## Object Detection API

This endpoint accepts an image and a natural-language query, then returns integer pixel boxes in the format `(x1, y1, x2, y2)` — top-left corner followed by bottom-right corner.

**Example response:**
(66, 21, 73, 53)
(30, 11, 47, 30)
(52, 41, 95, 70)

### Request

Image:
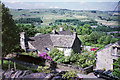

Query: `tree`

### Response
(2, 3, 19, 56)
(110, 38, 118, 43)
(113, 58, 120, 78)
(103, 35, 112, 45)
(97, 36, 106, 44)
(17, 24, 38, 37)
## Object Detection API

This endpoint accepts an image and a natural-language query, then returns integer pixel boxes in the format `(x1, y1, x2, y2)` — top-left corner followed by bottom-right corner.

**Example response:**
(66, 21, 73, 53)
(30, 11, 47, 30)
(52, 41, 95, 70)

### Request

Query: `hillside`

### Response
(10, 9, 119, 27)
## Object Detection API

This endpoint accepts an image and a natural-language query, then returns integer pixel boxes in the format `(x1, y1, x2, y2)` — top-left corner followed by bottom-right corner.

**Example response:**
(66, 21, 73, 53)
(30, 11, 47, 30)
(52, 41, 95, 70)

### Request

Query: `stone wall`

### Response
(20, 32, 28, 52)
(96, 45, 118, 70)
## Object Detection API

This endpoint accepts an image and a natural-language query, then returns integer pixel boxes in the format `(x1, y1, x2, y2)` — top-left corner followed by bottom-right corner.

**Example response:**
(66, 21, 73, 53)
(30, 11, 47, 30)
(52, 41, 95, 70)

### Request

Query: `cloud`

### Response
(1, 0, 119, 3)
(49, 6, 60, 9)
(2, 0, 21, 3)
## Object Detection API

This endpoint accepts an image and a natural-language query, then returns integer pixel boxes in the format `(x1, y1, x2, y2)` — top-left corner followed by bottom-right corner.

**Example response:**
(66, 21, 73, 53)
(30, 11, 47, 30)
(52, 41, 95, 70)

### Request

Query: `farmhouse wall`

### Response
(96, 45, 118, 70)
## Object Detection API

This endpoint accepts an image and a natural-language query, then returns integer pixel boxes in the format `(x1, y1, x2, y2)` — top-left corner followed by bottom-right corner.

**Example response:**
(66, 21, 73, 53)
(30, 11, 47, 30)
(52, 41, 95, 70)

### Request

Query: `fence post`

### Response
(8, 61, 11, 70)
(14, 62, 16, 71)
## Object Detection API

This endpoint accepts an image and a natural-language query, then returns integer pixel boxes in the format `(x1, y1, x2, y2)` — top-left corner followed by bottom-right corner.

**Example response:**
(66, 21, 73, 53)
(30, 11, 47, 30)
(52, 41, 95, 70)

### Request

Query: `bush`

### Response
(110, 38, 118, 43)
(63, 56, 70, 63)
(62, 71, 77, 79)
(85, 42, 91, 46)
(21, 52, 38, 58)
(70, 54, 78, 62)
(113, 58, 120, 78)
(1, 60, 38, 72)
(49, 48, 96, 68)
(81, 63, 88, 68)
(56, 57, 65, 63)
(37, 66, 50, 73)
(37, 52, 52, 61)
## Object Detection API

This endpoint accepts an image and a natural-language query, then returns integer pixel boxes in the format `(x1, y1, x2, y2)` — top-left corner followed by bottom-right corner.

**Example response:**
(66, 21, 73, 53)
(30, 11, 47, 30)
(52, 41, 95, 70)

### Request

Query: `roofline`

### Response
(97, 41, 120, 52)
(55, 46, 72, 48)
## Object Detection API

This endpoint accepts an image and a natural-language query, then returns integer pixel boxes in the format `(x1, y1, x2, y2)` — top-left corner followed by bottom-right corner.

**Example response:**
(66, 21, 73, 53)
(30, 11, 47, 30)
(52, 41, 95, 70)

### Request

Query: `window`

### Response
(22, 38, 24, 41)
(45, 48, 50, 51)
(112, 47, 120, 56)
(112, 47, 116, 55)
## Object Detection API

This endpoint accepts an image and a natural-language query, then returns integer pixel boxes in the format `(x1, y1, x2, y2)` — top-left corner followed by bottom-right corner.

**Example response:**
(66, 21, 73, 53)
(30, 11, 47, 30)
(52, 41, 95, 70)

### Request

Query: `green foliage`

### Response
(110, 38, 119, 43)
(37, 66, 50, 73)
(1, 60, 28, 70)
(63, 56, 70, 63)
(70, 54, 78, 62)
(97, 36, 106, 44)
(17, 24, 38, 37)
(49, 48, 96, 68)
(55, 19, 97, 27)
(2, 3, 19, 56)
(102, 68, 106, 71)
(15, 18, 43, 24)
(113, 58, 120, 78)
(92, 25, 120, 32)
(79, 31, 119, 46)
(77, 24, 92, 35)
(74, 53, 96, 68)
(103, 35, 112, 45)
(62, 71, 77, 79)
(48, 48, 64, 59)
(21, 52, 38, 58)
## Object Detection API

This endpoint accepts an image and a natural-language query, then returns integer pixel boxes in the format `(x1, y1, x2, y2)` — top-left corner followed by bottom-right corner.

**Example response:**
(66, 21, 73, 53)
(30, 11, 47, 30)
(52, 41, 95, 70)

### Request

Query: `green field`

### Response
(10, 9, 119, 27)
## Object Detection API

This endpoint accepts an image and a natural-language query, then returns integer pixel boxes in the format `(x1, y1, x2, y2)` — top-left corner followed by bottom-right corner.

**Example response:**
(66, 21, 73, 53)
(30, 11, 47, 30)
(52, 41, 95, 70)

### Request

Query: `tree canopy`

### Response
(2, 3, 19, 56)
(113, 58, 120, 78)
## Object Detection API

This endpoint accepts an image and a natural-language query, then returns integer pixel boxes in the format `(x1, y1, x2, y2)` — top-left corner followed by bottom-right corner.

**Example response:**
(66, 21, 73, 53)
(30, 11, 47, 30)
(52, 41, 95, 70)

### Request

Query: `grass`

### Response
(0, 60, 38, 72)
(0, 60, 28, 70)
(21, 52, 38, 58)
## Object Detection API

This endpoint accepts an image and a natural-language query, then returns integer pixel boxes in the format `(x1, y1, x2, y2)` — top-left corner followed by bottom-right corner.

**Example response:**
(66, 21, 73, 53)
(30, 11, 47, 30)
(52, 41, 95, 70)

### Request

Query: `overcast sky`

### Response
(1, 0, 120, 2)
(1, 0, 119, 11)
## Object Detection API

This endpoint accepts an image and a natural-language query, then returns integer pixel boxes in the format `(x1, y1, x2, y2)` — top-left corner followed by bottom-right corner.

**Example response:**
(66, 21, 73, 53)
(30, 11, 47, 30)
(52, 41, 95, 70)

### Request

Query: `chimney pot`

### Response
(60, 26, 63, 31)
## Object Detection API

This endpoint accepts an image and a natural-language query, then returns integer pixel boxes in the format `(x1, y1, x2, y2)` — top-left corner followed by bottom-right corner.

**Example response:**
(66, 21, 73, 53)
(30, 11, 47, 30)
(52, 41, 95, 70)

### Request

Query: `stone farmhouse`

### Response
(96, 41, 120, 70)
(20, 27, 82, 56)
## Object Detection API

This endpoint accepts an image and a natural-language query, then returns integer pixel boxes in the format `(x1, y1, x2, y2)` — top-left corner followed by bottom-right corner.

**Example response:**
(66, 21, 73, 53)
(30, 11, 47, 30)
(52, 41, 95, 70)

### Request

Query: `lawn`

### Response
(0, 60, 28, 70)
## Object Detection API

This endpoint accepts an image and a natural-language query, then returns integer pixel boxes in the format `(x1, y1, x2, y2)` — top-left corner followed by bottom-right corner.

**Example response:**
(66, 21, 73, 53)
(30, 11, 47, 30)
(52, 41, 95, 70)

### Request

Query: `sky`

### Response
(1, 0, 120, 2)
(1, 0, 120, 11)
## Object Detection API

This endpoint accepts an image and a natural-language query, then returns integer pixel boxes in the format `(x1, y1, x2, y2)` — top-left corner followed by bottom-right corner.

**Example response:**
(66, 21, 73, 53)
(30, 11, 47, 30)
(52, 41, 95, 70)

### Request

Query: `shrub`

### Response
(81, 63, 88, 68)
(62, 71, 77, 79)
(102, 68, 106, 71)
(85, 42, 91, 46)
(37, 66, 50, 73)
(113, 58, 120, 78)
(110, 38, 118, 43)
(21, 52, 38, 57)
(37, 52, 52, 61)
(56, 57, 65, 63)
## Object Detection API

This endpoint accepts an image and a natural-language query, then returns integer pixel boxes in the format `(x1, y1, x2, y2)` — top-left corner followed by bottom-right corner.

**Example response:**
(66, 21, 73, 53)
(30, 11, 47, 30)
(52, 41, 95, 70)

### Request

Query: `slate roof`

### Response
(97, 41, 120, 52)
(58, 30, 72, 35)
(28, 30, 75, 52)
(28, 34, 53, 52)
(50, 34, 75, 47)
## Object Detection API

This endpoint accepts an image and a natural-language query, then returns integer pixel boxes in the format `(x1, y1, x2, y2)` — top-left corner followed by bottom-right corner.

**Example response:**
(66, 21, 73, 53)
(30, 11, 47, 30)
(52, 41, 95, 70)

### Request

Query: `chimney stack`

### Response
(59, 26, 63, 31)
(73, 28, 77, 37)
(52, 29, 56, 34)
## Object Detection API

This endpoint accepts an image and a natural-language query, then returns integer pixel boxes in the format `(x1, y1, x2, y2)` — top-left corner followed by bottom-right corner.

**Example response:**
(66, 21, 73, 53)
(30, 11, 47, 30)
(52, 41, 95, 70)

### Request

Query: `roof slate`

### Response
(50, 34, 75, 47)
(58, 30, 73, 35)
(28, 30, 75, 52)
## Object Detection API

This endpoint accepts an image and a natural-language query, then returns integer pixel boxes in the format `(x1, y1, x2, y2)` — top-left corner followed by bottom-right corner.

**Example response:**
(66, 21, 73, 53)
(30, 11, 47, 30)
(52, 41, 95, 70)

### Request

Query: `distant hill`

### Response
(3, 2, 119, 11)
(10, 8, 118, 27)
